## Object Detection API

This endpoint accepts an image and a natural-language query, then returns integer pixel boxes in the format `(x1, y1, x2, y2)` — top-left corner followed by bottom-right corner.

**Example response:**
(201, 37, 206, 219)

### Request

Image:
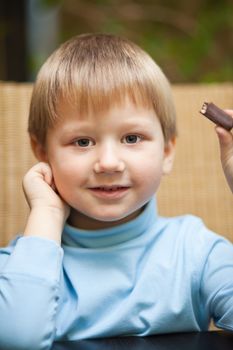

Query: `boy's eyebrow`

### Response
(119, 119, 154, 126)
(58, 117, 155, 136)
(116, 119, 156, 131)
(59, 122, 94, 134)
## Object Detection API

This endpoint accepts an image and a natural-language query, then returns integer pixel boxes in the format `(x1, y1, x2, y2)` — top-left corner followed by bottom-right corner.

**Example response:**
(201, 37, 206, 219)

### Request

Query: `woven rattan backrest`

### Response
(0, 83, 35, 246)
(0, 82, 232, 246)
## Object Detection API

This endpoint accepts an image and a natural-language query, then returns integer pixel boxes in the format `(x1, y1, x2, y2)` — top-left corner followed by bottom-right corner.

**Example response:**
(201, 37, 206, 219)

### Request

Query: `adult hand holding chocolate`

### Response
(215, 109, 233, 193)
(200, 103, 233, 193)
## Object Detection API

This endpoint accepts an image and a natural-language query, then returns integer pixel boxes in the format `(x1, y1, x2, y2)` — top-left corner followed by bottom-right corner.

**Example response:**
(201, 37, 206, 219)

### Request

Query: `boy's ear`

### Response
(162, 137, 176, 175)
(30, 135, 48, 162)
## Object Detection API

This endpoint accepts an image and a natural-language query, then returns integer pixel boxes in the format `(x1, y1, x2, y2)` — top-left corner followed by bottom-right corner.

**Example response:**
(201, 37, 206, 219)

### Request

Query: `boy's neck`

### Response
(67, 208, 143, 231)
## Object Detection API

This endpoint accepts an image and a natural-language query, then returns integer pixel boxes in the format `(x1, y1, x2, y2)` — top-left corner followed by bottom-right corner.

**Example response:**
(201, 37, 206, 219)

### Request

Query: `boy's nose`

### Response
(93, 146, 125, 174)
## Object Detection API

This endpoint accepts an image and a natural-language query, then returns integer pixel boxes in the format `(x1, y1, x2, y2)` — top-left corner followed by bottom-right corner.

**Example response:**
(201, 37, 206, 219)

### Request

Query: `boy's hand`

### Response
(215, 110, 233, 193)
(23, 162, 70, 244)
(23, 162, 68, 216)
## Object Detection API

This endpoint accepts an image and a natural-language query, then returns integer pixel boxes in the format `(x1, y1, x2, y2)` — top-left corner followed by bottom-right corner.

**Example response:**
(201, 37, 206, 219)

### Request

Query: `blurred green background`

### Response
(0, 0, 232, 83)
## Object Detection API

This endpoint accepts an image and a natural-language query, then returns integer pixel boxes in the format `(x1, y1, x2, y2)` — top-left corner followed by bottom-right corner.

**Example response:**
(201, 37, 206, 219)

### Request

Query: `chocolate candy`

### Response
(200, 102, 233, 131)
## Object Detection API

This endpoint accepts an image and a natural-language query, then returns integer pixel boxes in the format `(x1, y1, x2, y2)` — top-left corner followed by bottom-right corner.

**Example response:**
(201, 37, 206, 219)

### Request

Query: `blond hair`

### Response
(28, 33, 176, 145)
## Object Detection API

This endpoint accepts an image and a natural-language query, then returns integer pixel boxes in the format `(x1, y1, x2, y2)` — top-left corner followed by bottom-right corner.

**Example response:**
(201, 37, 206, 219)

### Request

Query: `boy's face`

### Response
(35, 99, 175, 230)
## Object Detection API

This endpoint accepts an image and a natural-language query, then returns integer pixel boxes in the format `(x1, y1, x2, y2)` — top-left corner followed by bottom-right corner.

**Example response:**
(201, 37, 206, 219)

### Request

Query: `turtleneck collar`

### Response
(62, 197, 157, 249)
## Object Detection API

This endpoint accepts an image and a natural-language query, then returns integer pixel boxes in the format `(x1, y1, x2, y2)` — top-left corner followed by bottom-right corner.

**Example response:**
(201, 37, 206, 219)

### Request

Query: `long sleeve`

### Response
(200, 236, 233, 331)
(0, 236, 63, 350)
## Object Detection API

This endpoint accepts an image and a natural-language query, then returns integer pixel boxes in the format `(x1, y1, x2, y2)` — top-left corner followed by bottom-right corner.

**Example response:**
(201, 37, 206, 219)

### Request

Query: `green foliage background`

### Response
(44, 0, 233, 83)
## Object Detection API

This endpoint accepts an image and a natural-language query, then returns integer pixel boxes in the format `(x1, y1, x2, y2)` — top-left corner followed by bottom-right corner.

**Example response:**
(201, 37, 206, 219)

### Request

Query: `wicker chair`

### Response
(0, 82, 232, 247)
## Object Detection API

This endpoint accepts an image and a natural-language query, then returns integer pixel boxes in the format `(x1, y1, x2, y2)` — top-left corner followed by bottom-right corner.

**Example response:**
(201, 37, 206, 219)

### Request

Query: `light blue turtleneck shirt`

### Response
(0, 197, 233, 350)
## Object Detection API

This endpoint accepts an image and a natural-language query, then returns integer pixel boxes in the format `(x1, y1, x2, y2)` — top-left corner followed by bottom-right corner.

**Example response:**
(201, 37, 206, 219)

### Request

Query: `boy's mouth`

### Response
(91, 185, 129, 190)
(88, 185, 130, 199)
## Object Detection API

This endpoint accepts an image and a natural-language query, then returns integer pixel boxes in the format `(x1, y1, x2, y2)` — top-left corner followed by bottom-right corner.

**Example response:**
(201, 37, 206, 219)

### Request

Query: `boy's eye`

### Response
(122, 134, 142, 144)
(74, 138, 94, 147)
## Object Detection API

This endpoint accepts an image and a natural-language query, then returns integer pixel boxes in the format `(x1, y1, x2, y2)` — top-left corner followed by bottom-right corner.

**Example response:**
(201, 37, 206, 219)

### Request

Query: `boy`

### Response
(0, 33, 233, 350)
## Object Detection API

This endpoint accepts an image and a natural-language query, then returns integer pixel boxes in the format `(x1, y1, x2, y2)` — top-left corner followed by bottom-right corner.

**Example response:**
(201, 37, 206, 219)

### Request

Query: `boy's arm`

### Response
(215, 110, 233, 193)
(0, 163, 69, 350)
(0, 236, 63, 350)
(200, 236, 233, 331)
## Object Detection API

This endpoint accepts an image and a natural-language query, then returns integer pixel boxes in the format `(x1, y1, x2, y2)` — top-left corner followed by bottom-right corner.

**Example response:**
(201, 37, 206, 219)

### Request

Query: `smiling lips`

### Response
(88, 185, 130, 199)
